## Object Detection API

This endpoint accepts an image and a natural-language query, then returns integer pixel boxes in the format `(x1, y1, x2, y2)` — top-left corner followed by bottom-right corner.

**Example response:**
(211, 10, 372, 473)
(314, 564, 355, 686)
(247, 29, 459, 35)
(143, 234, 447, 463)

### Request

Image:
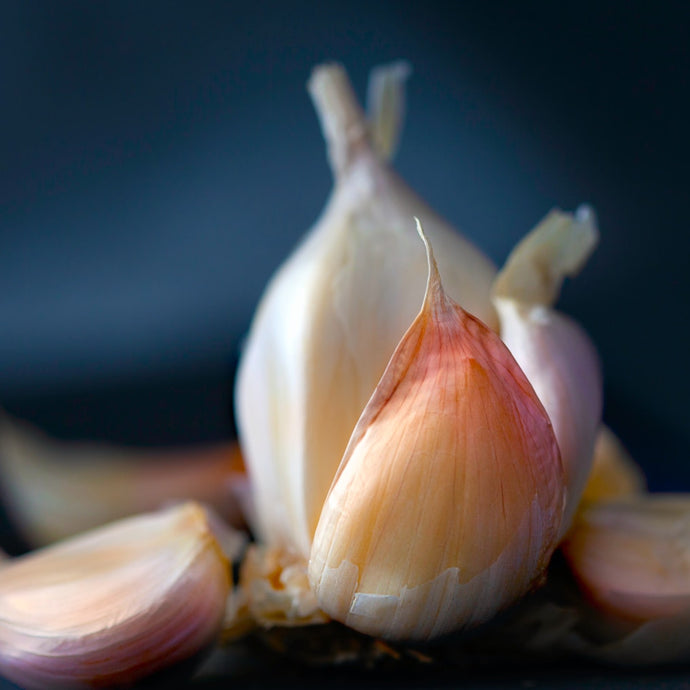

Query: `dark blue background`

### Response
(0, 1, 689, 685)
(2, 0, 689, 522)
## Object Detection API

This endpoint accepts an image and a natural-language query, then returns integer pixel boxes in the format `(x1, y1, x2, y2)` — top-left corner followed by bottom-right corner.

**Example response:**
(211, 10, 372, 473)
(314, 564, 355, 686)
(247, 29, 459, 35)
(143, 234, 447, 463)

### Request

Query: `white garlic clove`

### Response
(308, 223, 564, 641)
(0, 412, 246, 546)
(492, 207, 603, 532)
(562, 495, 690, 623)
(578, 425, 647, 507)
(235, 62, 497, 558)
(0, 502, 231, 689)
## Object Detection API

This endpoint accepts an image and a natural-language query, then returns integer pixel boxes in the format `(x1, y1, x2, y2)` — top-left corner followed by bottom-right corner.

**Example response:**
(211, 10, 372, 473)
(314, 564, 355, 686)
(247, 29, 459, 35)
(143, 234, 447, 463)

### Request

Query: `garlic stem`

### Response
(308, 64, 372, 178)
(366, 61, 412, 161)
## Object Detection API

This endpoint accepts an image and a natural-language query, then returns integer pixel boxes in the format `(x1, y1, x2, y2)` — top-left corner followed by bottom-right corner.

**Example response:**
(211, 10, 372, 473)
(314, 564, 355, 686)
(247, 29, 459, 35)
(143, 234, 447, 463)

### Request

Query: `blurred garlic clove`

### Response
(235, 62, 497, 558)
(0, 502, 231, 689)
(492, 206, 603, 532)
(562, 495, 690, 623)
(0, 413, 246, 546)
(578, 425, 646, 507)
(307, 223, 564, 641)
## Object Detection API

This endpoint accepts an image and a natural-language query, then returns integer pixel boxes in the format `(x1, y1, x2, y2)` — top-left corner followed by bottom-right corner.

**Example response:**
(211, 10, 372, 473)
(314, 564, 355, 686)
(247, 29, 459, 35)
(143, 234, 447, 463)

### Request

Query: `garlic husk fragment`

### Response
(492, 207, 602, 532)
(308, 224, 564, 641)
(235, 62, 497, 558)
(225, 546, 328, 640)
(0, 502, 231, 689)
(578, 425, 646, 507)
(0, 413, 246, 546)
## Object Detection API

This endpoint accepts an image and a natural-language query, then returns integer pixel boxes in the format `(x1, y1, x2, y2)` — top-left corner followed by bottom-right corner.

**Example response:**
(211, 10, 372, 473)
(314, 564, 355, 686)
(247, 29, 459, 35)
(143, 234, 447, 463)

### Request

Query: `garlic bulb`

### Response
(235, 62, 497, 557)
(0, 413, 246, 546)
(0, 502, 231, 689)
(492, 206, 603, 531)
(308, 224, 564, 640)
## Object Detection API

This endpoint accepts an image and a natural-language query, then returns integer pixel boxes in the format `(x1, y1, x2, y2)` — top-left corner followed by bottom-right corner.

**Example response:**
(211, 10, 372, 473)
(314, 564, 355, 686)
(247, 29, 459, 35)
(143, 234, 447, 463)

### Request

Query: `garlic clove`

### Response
(307, 223, 564, 641)
(492, 207, 602, 532)
(562, 495, 690, 623)
(0, 502, 231, 689)
(578, 425, 646, 507)
(235, 62, 497, 558)
(0, 413, 246, 546)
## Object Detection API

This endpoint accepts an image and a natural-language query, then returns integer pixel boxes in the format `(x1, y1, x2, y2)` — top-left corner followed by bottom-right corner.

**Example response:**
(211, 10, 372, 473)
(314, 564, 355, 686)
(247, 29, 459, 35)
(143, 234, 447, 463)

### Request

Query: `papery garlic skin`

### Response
(492, 207, 602, 532)
(236, 63, 497, 558)
(0, 503, 230, 689)
(308, 226, 564, 641)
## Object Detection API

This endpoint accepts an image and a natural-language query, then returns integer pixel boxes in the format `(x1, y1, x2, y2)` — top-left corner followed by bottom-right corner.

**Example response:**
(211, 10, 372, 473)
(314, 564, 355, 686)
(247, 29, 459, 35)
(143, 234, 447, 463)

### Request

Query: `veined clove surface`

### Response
(0, 502, 231, 689)
(308, 223, 565, 639)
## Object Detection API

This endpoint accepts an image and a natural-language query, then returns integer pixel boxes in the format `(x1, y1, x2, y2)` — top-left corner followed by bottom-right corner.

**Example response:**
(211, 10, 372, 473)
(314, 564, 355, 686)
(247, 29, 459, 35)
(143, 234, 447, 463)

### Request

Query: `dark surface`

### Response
(1, 1, 689, 687)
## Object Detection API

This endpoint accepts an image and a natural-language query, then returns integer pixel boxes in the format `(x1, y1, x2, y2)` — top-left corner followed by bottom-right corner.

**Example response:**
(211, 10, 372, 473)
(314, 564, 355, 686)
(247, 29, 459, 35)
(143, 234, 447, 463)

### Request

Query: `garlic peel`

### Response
(0, 502, 230, 689)
(492, 205, 598, 307)
(308, 223, 564, 640)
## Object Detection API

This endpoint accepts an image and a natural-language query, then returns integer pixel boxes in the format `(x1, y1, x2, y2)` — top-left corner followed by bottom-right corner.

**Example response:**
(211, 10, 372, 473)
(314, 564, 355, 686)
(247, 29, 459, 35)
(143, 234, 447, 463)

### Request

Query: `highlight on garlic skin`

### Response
(0, 412, 246, 546)
(308, 223, 565, 640)
(0, 502, 231, 690)
(491, 206, 603, 532)
(235, 62, 497, 558)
